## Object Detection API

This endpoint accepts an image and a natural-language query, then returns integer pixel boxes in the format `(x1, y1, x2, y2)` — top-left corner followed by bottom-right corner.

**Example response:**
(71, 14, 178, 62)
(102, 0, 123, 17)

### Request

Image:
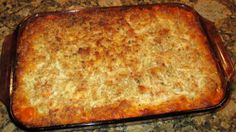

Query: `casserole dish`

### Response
(0, 3, 234, 130)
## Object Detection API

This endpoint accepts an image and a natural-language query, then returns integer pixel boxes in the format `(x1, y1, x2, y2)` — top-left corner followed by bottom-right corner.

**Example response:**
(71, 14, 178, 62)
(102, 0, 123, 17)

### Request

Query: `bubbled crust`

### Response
(12, 5, 224, 127)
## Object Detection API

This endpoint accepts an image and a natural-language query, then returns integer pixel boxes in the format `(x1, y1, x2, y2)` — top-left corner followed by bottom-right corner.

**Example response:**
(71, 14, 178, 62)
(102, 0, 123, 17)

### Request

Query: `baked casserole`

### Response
(12, 5, 224, 127)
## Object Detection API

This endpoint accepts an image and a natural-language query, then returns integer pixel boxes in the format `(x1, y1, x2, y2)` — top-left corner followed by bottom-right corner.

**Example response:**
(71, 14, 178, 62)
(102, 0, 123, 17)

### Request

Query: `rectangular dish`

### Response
(0, 3, 234, 130)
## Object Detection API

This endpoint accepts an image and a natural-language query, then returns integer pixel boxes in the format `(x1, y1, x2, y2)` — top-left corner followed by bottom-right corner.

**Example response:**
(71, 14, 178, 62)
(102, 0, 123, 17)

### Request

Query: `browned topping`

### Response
(12, 5, 223, 127)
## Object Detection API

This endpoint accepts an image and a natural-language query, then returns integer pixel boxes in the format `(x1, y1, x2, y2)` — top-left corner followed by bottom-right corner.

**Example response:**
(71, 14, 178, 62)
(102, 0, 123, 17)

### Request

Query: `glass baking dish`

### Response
(0, 3, 234, 131)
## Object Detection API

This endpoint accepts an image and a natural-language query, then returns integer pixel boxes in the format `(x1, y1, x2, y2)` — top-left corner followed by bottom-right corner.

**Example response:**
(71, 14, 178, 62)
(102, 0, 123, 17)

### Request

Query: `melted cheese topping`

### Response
(13, 6, 223, 127)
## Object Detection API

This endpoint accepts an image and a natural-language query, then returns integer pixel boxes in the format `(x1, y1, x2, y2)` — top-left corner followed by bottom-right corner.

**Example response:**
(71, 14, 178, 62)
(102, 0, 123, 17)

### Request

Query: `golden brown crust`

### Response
(12, 5, 224, 127)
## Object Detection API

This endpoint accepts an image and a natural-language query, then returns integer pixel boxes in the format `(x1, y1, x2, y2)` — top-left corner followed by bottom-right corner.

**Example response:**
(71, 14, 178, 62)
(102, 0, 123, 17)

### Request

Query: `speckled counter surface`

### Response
(0, 0, 236, 131)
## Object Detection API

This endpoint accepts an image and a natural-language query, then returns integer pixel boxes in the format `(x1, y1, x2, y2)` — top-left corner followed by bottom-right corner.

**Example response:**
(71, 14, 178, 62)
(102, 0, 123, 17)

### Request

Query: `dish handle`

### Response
(0, 34, 15, 107)
(201, 18, 235, 81)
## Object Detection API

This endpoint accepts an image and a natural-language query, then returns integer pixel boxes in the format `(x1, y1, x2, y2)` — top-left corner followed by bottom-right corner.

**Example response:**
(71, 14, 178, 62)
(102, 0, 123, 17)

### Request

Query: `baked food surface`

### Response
(12, 5, 224, 127)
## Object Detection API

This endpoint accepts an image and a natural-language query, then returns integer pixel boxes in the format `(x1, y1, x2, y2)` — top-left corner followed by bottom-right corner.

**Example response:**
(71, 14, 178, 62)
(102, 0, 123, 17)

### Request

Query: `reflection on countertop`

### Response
(0, 0, 235, 131)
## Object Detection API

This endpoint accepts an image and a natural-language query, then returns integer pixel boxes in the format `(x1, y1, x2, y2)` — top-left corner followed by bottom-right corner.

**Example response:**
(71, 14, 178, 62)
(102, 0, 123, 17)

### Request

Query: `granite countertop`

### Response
(0, 0, 235, 131)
